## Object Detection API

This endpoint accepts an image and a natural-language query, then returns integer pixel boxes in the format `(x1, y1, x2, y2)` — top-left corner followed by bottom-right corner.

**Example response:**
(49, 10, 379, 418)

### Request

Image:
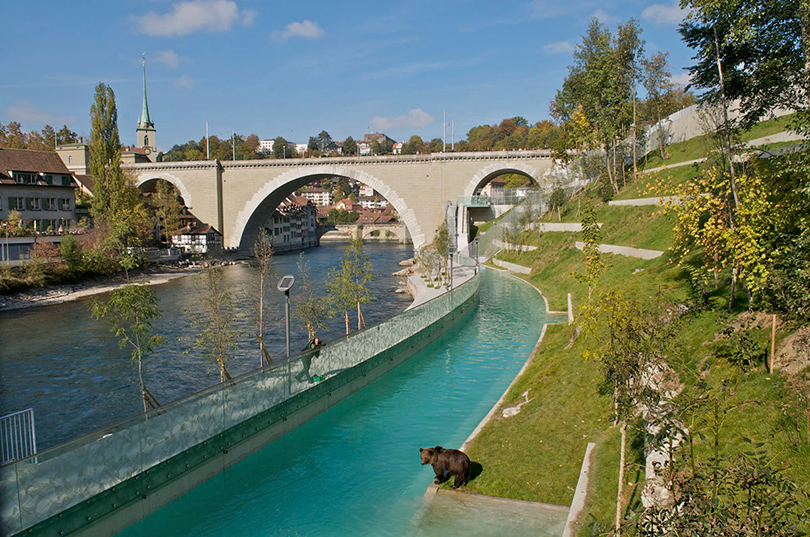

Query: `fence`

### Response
(0, 409, 37, 465)
(0, 268, 479, 537)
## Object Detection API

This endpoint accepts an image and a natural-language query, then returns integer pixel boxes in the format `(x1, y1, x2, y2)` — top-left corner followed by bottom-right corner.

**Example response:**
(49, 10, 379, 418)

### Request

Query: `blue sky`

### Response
(1, 0, 694, 152)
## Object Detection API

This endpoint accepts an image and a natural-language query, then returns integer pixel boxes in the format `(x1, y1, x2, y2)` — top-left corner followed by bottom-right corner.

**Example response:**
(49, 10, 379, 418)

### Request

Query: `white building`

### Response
(298, 187, 332, 207)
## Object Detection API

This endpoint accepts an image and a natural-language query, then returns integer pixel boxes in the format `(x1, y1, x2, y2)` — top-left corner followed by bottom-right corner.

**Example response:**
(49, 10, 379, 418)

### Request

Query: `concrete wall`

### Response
(574, 241, 663, 260)
(492, 258, 532, 274)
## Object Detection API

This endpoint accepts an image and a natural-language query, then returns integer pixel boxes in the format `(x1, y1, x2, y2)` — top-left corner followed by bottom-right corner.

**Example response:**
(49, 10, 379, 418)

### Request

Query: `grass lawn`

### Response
(466, 145, 810, 534)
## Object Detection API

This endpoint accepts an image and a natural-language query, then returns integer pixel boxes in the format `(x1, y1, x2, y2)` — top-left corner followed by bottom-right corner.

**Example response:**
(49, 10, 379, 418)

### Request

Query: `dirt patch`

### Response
(776, 326, 810, 377)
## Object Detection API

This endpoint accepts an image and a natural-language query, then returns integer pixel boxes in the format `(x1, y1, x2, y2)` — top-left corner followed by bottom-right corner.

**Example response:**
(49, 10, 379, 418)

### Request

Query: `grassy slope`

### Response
(465, 131, 810, 535)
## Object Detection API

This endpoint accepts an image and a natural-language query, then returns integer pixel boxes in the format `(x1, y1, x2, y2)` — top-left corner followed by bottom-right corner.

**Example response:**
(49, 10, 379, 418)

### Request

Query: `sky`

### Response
(1, 0, 696, 152)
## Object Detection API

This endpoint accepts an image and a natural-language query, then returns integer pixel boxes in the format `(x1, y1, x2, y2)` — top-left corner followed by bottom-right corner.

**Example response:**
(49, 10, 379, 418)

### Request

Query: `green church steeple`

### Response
(138, 55, 154, 129)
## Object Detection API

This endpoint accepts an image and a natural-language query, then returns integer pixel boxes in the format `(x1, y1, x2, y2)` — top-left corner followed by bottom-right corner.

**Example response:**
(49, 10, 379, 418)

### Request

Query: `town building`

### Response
(171, 220, 222, 254)
(0, 148, 79, 233)
(297, 186, 332, 207)
(264, 195, 318, 252)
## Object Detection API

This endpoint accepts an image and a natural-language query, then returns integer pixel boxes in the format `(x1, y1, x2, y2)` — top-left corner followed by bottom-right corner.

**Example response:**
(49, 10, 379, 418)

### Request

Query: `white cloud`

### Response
(543, 41, 575, 54)
(174, 75, 196, 89)
(592, 9, 619, 25)
(642, 2, 687, 25)
(273, 20, 325, 41)
(132, 0, 254, 37)
(5, 100, 76, 126)
(529, 0, 566, 19)
(370, 109, 434, 131)
(154, 50, 180, 69)
(671, 72, 691, 88)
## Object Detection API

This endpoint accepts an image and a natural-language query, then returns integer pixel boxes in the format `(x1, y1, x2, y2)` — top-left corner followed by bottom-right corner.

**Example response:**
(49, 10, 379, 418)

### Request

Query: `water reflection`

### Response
(0, 242, 413, 449)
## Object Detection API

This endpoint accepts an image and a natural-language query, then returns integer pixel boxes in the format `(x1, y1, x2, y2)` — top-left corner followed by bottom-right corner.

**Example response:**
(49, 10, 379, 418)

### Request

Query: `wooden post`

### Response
(770, 314, 777, 374)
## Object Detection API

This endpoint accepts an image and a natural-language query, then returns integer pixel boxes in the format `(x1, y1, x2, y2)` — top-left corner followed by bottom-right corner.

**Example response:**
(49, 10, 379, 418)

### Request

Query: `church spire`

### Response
(138, 53, 154, 129)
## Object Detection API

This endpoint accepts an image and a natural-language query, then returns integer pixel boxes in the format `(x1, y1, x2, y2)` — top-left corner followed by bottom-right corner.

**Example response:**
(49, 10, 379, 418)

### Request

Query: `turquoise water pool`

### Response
(117, 269, 563, 536)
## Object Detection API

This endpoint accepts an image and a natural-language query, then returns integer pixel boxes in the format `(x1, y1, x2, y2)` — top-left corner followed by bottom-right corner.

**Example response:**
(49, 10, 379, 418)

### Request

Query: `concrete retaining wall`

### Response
(492, 258, 532, 274)
(575, 241, 663, 260)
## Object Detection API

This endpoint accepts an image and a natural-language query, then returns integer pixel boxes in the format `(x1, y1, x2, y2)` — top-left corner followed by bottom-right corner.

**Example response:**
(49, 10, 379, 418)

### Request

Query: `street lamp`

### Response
(277, 275, 295, 393)
(448, 246, 456, 290)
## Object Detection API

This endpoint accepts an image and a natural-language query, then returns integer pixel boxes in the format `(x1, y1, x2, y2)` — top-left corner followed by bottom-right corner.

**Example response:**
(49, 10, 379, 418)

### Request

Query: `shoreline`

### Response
(0, 265, 199, 313)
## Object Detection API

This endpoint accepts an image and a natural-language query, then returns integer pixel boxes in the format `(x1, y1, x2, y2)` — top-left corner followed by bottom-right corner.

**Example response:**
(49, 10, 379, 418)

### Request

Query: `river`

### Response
(0, 242, 414, 451)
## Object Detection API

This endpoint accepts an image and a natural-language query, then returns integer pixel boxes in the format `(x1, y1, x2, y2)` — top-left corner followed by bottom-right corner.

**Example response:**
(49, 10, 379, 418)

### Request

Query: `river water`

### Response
(0, 242, 414, 450)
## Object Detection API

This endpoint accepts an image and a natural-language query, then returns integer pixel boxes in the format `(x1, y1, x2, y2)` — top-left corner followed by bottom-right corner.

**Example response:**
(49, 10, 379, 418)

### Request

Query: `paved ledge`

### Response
(492, 258, 532, 274)
(609, 196, 681, 206)
(575, 241, 663, 260)
(563, 442, 596, 537)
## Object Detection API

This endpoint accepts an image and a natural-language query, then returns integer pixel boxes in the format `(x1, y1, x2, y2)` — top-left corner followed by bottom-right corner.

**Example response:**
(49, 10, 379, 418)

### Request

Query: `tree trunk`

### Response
(632, 89, 638, 183)
(714, 25, 739, 209)
(604, 142, 618, 195)
(729, 264, 738, 311)
(615, 420, 627, 537)
(344, 311, 350, 335)
(802, 0, 810, 72)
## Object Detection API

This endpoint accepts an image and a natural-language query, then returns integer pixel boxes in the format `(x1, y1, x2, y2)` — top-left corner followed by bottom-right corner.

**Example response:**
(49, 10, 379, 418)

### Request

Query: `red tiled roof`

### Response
(0, 147, 72, 179)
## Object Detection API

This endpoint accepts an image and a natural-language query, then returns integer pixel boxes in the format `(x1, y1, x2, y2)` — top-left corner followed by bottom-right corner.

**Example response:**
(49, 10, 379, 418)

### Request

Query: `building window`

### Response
(44, 198, 57, 211)
(68, 155, 73, 164)
(60, 198, 71, 211)
(61, 176, 72, 186)
(43, 175, 53, 185)
(27, 198, 41, 211)
(14, 172, 36, 185)
(9, 197, 24, 210)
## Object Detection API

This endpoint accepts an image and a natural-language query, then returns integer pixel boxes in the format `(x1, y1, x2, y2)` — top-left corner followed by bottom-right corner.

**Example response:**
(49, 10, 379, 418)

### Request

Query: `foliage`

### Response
(293, 253, 332, 340)
(188, 264, 238, 383)
(251, 230, 276, 367)
(679, 0, 810, 131)
(163, 133, 265, 161)
(571, 201, 606, 303)
(148, 180, 183, 242)
(761, 229, 810, 321)
(91, 283, 164, 411)
(326, 235, 372, 333)
(0, 121, 77, 150)
(59, 234, 84, 278)
(343, 136, 357, 156)
(326, 208, 359, 224)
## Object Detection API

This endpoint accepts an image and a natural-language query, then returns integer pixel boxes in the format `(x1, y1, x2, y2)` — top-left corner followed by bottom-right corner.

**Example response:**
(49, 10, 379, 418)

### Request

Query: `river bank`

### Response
(0, 265, 199, 312)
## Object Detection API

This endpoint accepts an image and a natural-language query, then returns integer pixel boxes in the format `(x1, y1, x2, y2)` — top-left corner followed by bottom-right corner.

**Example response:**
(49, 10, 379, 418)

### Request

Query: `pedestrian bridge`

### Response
(126, 150, 555, 251)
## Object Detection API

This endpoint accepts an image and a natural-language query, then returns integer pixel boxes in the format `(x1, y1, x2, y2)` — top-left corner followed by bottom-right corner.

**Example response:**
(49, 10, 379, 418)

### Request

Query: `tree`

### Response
(641, 52, 675, 160)
(581, 291, 667, 537)
(252, 230, 276, 367)
(40, 125, 57, 150)
(60, 234, 84, 279)
(679, 0, 810, 131)
(188, 264, 238, 383)
(91, 284, 164, 412)
(150, 180, 183, 243)
(294, 254, 332, 340)
(273, 136, 290, 159)
(56, 125, 78, 146)
(326, 234, 373, 333)
(317, 130, 333, 153)
(434, 220, 452, 281)
(571, 201, 606, 304)
(89, 83, 126, 220)
(343, 136, 357, 156)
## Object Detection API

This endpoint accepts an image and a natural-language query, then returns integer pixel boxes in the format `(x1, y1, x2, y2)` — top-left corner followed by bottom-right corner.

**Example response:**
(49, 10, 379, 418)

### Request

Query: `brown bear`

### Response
(419, 445, 471, 489)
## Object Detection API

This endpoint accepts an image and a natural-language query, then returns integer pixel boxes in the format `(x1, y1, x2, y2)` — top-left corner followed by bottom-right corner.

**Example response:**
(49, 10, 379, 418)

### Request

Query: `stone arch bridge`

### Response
(126, 150, 555, 252)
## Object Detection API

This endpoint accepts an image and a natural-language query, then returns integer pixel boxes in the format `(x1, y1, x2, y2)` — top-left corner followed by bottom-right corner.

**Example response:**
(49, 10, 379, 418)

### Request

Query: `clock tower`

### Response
(136, 54, 157, 162)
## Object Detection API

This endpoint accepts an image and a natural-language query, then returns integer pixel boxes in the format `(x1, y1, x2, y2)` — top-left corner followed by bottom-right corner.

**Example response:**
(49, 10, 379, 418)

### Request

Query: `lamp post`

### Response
(277, 275, 295, 393)
(448, 246, 456, 290)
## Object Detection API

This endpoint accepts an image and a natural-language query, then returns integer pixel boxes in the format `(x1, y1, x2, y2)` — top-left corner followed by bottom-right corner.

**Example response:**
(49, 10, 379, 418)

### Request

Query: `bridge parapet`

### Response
(125, 149, 554, 173)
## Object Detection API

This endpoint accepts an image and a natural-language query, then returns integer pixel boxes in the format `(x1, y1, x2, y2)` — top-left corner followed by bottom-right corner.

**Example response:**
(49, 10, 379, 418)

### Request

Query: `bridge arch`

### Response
(134, 172, 194, 208)
(232, 164, 424, 251)
(462, 161, 542, 198)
